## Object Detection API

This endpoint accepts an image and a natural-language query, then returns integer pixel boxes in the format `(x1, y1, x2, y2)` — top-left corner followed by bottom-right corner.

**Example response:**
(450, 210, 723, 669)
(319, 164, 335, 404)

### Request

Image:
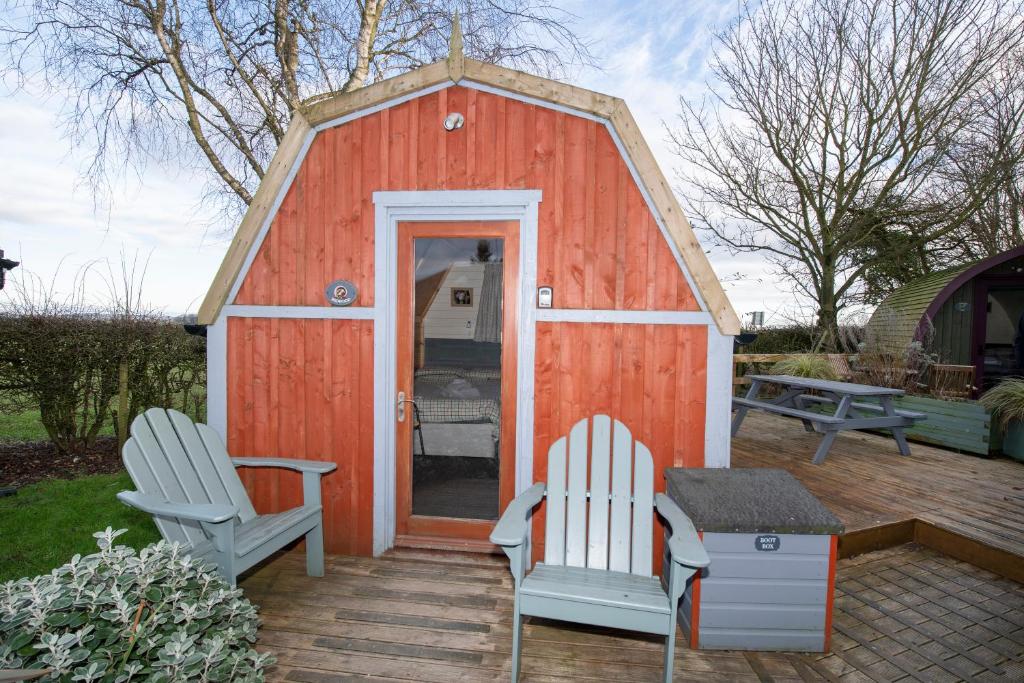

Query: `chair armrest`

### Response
(489, 483, 545, 547)
(654, 493, 710, 569)
(231, 457, 337, 474)
(117, 491, 238, 523)
(233, 457, 335, 509)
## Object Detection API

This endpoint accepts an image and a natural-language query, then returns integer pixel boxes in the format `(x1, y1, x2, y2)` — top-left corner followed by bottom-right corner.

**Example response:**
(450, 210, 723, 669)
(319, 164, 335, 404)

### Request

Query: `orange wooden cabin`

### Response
(198, 35, 740, 558)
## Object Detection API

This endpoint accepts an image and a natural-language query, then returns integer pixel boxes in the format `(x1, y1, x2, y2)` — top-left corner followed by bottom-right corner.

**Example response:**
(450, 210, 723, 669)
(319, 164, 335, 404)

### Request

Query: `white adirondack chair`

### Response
(490, 415, 709, 682)
(117, 408, 336, 586)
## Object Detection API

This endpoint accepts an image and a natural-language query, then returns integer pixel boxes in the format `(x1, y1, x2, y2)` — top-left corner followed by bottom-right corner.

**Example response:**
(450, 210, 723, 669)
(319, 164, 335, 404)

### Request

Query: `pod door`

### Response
(394, 221, 519, 548)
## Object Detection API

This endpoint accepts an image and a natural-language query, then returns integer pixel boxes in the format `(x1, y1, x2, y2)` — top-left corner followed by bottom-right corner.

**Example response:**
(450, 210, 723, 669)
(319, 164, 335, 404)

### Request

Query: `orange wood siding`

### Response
(226, 85, 710, 556)
(227, 316, 375, 556)
(532, 321, 708, 566)
(235, 86, 697, 311)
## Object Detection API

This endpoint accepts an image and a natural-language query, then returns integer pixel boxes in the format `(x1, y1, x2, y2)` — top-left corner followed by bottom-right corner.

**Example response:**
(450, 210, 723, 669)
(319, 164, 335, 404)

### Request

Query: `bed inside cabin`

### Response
(410, 238, 504, 521)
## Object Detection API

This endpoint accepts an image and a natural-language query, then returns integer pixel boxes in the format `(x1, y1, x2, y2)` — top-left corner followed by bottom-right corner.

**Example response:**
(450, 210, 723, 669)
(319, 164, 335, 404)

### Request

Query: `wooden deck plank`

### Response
(244, 543, 1022, 682)
(732, 411, 1024, 571)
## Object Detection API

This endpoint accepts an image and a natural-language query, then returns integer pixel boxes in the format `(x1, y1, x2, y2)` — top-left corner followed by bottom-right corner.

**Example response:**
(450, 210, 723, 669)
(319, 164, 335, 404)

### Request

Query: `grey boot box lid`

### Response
(664, 468, 844, 535)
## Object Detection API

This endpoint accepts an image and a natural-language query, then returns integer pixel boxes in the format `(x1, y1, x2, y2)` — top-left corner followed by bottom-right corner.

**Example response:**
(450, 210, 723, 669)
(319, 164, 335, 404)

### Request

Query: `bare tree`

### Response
(854, 64, 1024, 302)
(1, 0, 592, 217)
(931, 61, 1024, 264)
(669, 0, 1024, 349)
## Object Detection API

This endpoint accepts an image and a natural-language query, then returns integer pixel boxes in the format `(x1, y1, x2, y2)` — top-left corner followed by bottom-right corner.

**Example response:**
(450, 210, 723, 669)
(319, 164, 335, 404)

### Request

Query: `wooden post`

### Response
(447, 11, 465, 82)
(117, 358, 130, 450)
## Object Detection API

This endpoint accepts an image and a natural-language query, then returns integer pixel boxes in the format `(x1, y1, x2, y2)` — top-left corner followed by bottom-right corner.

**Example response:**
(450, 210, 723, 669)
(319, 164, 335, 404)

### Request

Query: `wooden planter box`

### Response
(891, 395, 998, 456)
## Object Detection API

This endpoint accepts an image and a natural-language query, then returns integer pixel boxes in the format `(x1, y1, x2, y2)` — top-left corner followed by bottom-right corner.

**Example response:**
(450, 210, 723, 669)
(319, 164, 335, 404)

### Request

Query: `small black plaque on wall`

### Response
(755, 534, 781, 552)
(326, 279, 358, 306)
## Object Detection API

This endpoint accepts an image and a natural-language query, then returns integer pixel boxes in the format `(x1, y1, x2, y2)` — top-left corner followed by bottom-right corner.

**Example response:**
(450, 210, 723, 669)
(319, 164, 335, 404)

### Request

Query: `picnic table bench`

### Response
(731, 374, 927, 464)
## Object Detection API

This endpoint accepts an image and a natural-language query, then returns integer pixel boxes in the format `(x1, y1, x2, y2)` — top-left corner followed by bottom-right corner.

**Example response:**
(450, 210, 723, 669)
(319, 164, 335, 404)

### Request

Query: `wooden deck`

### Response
(239, 411, 1024, 681)
(243, 544, 1024, 682)
(733, 411, 1024, 580)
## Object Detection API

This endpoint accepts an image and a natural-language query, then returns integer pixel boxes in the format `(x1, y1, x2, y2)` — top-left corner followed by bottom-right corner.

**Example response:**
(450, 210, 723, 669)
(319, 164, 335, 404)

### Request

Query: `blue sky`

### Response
(0, 1, 787, 324)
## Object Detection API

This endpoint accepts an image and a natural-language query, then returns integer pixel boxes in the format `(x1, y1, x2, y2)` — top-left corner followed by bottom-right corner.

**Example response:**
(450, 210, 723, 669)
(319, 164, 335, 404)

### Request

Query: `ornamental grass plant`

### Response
(979, 378, 1024, 434)
(768, 355, 838, 381)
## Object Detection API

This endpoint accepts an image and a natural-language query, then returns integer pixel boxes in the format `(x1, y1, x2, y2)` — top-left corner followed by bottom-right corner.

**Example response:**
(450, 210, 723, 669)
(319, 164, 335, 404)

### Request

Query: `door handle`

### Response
(397, 391, 415, 422)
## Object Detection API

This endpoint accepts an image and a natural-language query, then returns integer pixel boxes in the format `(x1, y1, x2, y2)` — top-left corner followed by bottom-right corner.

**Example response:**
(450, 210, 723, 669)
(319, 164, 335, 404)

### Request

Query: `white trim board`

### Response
(223, 305, 375, 319)
(704, 325, 733, 468)
(461, 80, 608, 125)
(536, 309, 713, 325)
(206, 316, 228, 442)
(371, 189, 542, 555)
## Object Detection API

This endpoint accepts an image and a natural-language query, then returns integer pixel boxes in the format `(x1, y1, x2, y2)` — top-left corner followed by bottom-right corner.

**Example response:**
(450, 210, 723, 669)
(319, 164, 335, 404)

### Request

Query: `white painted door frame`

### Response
(372, 189, 542, 555)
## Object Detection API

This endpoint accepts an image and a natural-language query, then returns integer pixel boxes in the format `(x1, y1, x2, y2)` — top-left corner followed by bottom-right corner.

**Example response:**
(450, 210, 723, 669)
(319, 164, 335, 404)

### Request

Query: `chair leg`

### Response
(306, 520, 325, 577)
(205, 519, 237, 587)
(218, 553, 237, 589)
(511, 594, 524, 681)
(663, 604, 678, 683)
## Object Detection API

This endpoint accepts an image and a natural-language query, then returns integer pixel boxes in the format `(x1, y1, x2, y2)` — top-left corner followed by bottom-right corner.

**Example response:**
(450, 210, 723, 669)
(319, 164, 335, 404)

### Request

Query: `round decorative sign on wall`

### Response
(325, 279, 358, 306)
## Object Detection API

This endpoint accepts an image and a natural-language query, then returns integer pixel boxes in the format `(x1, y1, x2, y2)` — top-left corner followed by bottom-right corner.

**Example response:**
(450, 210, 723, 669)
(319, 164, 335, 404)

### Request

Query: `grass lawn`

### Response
(0, 472, 160, 582)
(0, 408, 115, 443)
(0, 395, 205, 444)
(0, 408, 55, 442)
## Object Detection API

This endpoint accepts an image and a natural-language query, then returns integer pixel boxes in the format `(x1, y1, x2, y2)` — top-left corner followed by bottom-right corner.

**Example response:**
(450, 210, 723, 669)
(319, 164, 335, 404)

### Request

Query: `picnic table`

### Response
(731, 374, 927, 464)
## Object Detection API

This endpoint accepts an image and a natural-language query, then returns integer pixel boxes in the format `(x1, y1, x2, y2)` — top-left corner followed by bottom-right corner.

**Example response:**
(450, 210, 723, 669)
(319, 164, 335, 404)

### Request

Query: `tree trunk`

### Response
(342, 0, 386, 92)
(117, 359, 130, 450)
(814, 306, 839, 353)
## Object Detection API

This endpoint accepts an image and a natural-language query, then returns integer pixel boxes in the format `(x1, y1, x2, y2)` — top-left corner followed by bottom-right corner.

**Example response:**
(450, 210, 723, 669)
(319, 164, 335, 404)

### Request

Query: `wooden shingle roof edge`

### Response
(197, 57, 741, 335)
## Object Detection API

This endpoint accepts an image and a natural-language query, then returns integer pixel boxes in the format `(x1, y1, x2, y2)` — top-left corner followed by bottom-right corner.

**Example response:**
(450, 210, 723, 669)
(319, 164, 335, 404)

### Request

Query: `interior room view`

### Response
(982, 287, 1024, 388)
(409, 237, 505, 521)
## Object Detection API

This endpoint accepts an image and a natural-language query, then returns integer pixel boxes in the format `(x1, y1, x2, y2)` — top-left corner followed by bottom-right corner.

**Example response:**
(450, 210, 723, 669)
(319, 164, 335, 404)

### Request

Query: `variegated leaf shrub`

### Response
(0, 528, 274, 681)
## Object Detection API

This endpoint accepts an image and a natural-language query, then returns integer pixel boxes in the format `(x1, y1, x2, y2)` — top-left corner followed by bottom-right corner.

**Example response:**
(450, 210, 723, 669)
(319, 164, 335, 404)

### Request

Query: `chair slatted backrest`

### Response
(543, 415, 655, 577)
(931, 364, 975, 399)
(122, 408, 257, 547)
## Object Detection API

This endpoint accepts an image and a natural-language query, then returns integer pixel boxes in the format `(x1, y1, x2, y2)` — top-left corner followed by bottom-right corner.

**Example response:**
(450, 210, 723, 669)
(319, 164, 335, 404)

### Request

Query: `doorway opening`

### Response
(978, 285, 1024, 391)
(395, 221, 519, 548)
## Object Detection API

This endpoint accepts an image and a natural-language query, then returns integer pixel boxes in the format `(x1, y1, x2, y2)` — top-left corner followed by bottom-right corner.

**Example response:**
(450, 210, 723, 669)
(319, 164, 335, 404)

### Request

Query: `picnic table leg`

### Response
(823, 390, 867, 419)
(792, 395, 815, 432)
(891, 429, 911, 456)
(812, 395, 852, 464)
(731, 379, 762, 436)
(881, 396, 912, 456)
(812, 430, 840, 465)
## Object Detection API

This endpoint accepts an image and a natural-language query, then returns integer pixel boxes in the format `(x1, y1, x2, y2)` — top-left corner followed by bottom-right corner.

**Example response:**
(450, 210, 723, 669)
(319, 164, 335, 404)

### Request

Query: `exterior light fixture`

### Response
(443, 112, 465, 131)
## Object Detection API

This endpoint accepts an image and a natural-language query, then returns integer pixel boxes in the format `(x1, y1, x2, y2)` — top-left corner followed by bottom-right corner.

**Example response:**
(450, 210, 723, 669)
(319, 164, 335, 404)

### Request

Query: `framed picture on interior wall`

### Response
(451, 287, 473, 307)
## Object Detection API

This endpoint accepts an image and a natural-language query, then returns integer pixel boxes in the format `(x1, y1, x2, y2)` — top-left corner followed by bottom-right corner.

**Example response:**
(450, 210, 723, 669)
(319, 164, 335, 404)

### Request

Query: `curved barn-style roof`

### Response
(198, 36, 740, 334)
(866, 244, 1024, 350)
